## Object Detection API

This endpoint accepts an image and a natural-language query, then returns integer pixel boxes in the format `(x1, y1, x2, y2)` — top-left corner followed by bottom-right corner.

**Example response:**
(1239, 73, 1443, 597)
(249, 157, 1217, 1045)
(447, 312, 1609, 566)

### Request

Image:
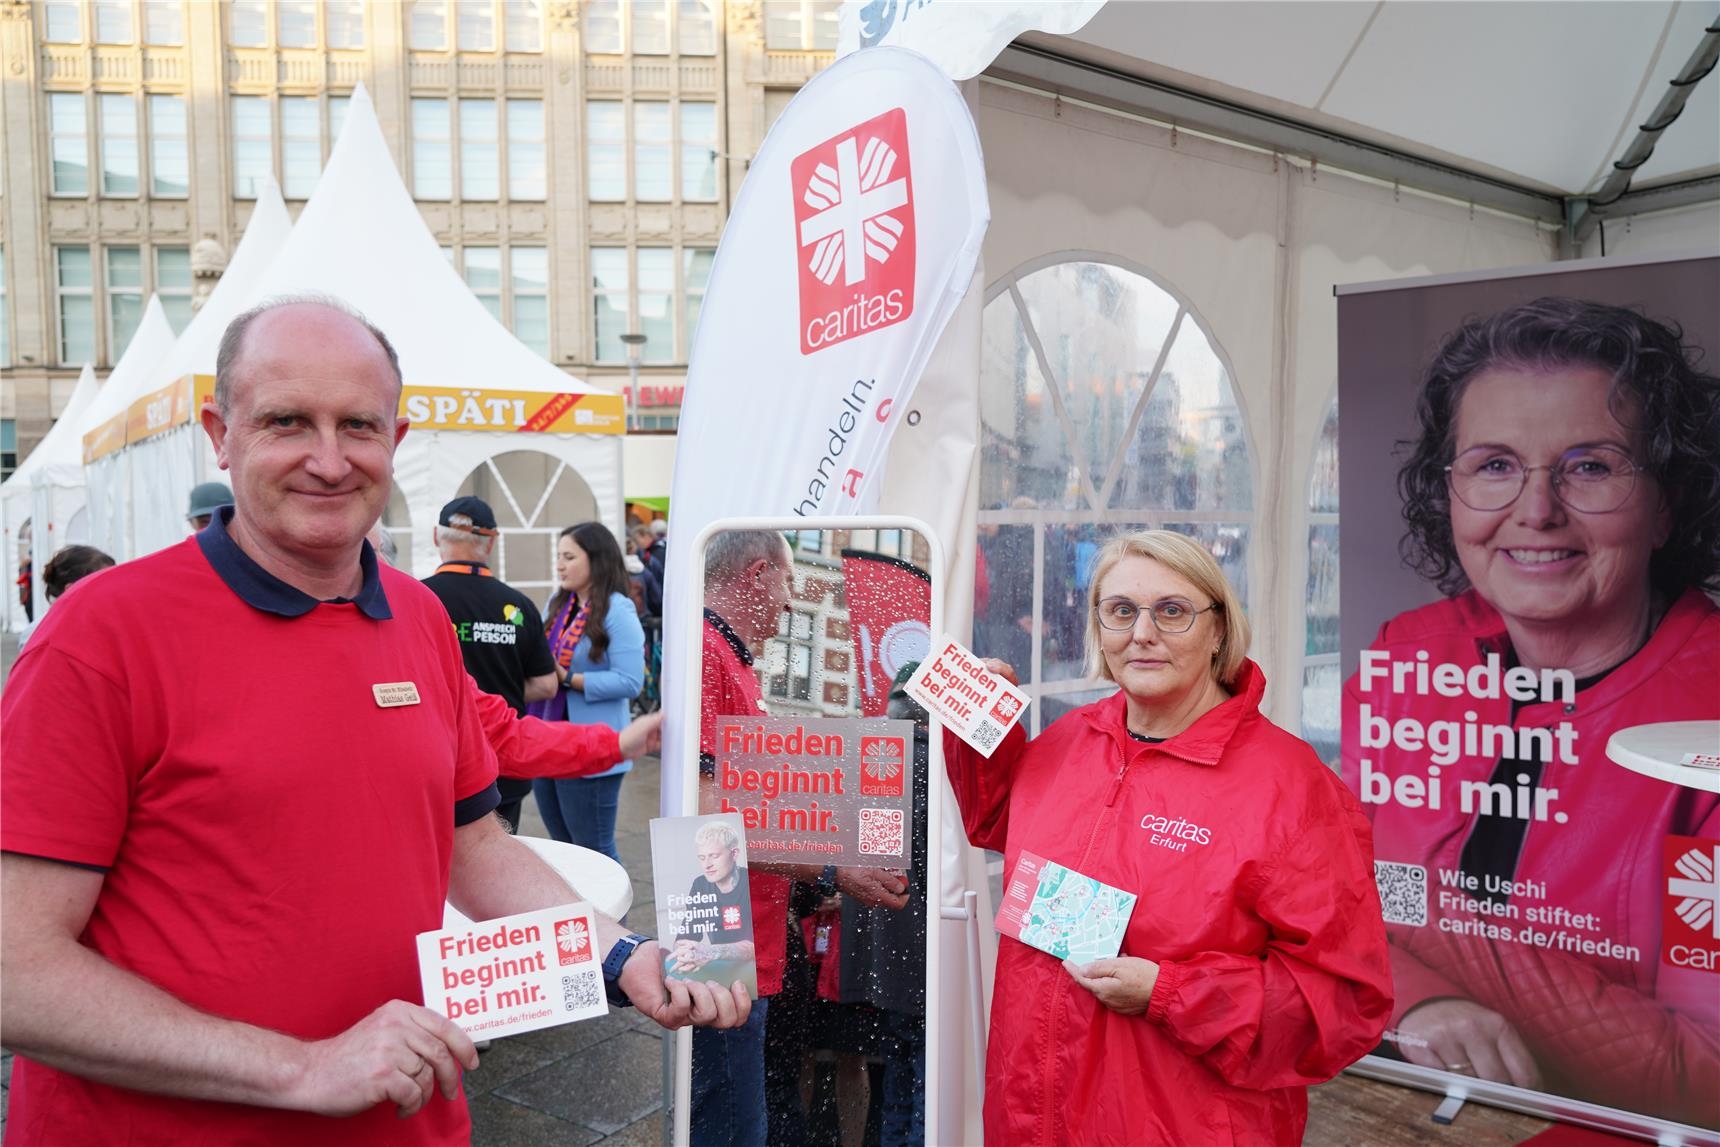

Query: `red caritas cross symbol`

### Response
(792, 107, 916, 355)
(1662, 835, 1720, 975)
(723, 905, 743, 931)
(860, 735, 906, 797)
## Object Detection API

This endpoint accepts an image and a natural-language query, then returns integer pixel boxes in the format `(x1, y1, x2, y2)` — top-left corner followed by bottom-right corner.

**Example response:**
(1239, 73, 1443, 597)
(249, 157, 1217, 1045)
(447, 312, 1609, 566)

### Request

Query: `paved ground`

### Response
(0, 628, 1557, 1146)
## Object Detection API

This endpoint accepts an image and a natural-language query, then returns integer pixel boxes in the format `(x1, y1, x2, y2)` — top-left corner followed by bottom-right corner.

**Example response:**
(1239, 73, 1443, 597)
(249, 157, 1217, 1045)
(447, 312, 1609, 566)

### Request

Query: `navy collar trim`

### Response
(197, 506, 392, 620)
(703, 608, 753, 666)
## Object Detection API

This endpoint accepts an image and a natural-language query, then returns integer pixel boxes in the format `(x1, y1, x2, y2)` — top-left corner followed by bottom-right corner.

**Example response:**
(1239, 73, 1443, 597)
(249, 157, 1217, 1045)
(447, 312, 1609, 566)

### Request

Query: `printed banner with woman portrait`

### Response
(1336, 253, 1720, 1133)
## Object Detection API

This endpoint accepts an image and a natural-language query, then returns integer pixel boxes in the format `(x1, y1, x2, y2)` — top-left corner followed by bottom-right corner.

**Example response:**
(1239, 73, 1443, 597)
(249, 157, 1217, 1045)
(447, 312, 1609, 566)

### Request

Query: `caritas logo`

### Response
(792, 107, 916, 355)
(1663, 836, 1719, 974)
(555, 918, 592, 966)
(860, 735, 907, 797)
(723, 905, 743, 931)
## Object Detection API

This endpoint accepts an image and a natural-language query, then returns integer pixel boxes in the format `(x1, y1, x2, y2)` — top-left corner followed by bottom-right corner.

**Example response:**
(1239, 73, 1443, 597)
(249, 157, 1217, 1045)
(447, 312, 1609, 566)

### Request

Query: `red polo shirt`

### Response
(0, 511, 499, 1145)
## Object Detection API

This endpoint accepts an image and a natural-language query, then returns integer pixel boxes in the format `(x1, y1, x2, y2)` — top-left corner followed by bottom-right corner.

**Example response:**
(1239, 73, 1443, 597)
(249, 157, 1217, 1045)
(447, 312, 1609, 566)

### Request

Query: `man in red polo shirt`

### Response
(0, 298, 747, 1146)
(693, 530, 907, 1147)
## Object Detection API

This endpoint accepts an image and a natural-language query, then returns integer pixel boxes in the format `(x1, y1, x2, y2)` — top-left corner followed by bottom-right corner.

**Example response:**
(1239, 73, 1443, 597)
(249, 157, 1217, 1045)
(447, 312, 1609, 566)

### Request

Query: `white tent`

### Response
(119, 180, 294, 559)
(231, 83, 623, 581)
(73, 297, 179, 564)
(1, 364, 99, 631)
(827, 3, 1720, 1143)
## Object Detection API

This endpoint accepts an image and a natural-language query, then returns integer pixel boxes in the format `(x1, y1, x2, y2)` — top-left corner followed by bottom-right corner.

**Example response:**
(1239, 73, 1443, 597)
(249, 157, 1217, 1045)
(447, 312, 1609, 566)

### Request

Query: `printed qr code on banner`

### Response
(858, 808, 906, 856)
(1375, 861, 1427, 927)
(970, 721, 1003, 755)
(562, 970, 601, 1011)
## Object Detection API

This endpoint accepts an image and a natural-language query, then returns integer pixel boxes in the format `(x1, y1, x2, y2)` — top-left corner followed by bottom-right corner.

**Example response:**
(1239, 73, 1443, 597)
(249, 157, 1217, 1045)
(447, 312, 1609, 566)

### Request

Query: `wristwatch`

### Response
(602, 933, 651, 1008)
(815, 864, 839, 897)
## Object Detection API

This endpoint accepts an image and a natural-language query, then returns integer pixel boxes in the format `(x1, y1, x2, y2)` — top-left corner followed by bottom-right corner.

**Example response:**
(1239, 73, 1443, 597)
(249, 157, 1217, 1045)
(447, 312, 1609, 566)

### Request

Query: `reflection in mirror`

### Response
(693, 527, 932, 1147)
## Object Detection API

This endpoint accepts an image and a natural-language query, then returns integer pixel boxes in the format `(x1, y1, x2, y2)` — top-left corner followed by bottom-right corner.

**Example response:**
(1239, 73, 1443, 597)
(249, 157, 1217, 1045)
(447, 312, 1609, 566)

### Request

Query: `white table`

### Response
(444, 835, 634, 927)
(1606, 721, 1720, 795)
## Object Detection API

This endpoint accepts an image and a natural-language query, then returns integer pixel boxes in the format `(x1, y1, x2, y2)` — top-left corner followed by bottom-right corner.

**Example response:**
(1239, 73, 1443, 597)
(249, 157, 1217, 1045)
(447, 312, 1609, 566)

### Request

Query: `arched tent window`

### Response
(979, 257, 1253, 734)
(455, 450, 598, 600)
(1301, 400, 1340, 763)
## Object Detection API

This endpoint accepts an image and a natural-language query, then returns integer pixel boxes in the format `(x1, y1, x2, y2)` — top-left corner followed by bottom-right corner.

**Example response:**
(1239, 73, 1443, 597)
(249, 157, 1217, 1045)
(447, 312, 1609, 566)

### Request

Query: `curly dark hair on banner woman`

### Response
(1397, 295, 1720, 599)
(545, 521, 630, 662)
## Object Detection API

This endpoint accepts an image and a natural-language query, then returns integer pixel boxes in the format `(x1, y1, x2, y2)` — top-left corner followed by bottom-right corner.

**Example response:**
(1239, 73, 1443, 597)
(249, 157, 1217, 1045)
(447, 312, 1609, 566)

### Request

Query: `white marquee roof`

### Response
(1040, 0, 1719, 197)
(73, 297, 179, 439)
(2, 364, 97, 495)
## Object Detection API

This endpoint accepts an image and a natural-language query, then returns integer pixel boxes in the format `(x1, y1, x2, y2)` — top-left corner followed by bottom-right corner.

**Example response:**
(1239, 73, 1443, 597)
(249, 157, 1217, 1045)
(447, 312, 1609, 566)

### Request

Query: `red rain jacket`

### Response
(949, 661, 1391, 1146)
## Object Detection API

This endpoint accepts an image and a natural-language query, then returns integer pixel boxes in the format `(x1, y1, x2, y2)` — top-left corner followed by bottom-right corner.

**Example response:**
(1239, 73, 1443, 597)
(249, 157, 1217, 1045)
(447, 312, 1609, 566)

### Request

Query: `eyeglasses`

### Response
(1095, 596, 1222, 634)
(1445, 445, 1640, 514)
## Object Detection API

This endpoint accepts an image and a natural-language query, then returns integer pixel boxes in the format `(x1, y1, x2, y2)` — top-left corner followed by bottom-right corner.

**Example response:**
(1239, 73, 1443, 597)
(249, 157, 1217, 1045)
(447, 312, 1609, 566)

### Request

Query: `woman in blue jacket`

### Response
(528, 521, 644, 863)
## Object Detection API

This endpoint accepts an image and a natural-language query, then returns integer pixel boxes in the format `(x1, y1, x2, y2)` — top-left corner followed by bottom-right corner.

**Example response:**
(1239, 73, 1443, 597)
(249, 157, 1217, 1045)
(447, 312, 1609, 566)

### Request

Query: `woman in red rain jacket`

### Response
(948, 529, 1391, 1146)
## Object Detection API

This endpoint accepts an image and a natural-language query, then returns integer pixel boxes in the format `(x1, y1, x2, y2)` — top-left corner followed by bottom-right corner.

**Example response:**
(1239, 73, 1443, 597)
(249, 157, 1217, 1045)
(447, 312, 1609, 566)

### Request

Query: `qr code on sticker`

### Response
(970, 721, 1003, 755)
(858, 807, 905, 856)
(1375, 860, 1428, 927)
(562, 970, 601, 1011)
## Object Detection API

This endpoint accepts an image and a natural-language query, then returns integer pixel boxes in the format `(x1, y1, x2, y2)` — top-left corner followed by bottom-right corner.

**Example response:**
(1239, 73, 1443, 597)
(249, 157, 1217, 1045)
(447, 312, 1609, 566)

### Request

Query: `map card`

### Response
(994, 851, 1136, 963)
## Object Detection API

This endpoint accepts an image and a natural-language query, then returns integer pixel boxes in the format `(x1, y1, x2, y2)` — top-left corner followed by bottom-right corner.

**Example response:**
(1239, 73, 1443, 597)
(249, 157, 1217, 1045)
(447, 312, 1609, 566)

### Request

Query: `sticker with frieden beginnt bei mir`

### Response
(903, 634, 1030, 758)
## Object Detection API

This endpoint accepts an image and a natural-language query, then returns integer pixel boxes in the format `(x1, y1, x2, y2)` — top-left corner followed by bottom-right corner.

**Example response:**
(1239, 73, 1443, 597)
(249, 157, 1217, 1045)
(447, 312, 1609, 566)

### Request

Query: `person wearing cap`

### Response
(422, 496, 559, 831)
(0, 297, 749, 1147)
(186, 481, 232, 532)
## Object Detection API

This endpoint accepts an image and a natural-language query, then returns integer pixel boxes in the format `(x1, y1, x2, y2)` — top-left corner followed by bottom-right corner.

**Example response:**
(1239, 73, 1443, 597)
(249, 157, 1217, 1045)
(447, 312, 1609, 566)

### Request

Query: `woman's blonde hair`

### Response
(1082, 529, 1251, 687)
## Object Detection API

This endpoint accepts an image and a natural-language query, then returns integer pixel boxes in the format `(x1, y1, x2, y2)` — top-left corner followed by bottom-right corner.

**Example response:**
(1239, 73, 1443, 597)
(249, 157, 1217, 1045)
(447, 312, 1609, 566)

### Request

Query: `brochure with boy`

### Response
(417, 902, 607, 1040)
(994, 851, 1137, 963)
(650, 812, 759, 998)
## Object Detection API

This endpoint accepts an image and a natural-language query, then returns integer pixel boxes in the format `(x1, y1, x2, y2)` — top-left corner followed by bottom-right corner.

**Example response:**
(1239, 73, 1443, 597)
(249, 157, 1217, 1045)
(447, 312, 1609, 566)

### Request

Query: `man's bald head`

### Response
(215, 295, 402, 418)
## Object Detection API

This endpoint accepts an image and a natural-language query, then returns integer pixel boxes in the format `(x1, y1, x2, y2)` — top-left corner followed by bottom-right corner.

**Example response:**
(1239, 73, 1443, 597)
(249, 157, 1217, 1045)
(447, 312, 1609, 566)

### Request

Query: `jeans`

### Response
(532, 774, 625, 864)
(691, 996, 769, 1147)
(879, 1010, 925, 1147)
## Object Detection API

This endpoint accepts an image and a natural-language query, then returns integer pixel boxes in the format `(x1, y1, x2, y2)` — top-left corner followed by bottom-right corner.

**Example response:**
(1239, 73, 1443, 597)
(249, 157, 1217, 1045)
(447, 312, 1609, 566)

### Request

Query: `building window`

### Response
(144, 0, 183, 45)
(276, 0, 316, 46)
(99, 94, 139, 197)
(409, 0, 448, 49)
(457, 0, 494, 49)
(231, 96, 272, 198)
(330, 95, 351, 146)
(584, 0, 621, 52)
(512, 247, 549, 358)
(411, 98, 453, 200)
(106, 247, 145, 358)
(149, 95, 189, 197)
(507, 100, 545, 200)
(464, 247, 503, 321)
(504, 0, 542, 51)
(591, 248, 630, 364)
(94, 0, 133, 43)
(587, 102, 625, 200)
(683, 247, 713, 350)
(764, 0, 839, 50)
(280, 97, 321, 198)
(0, 421, 14, 484)
(459, 99, 499, 200)
(326, 0, 365, 48)
(632, 0, 669, 54)
(680, 102, 717, 201)
(157, 247, 193, 333)
(678, 0, 716, 54)
(637, 249, 673, 364)
(767, 608, 817, 703)
(634, 102, 672, 202)
(229, 0, 268, 46)
(48, 93, 89, 196)
(55, 247, 96, 366)
(43, 1, 82, 43)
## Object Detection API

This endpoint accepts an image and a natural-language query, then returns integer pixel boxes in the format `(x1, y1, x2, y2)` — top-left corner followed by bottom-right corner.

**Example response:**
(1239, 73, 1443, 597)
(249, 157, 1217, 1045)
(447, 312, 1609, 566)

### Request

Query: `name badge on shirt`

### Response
(373, 681, 422, 708)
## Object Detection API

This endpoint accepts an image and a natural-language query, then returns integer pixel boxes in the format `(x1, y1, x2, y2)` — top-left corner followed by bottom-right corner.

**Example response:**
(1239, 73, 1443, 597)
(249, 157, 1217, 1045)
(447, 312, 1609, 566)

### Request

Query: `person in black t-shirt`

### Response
(422, 496, 558, 830)
(671, 819, 754, 984)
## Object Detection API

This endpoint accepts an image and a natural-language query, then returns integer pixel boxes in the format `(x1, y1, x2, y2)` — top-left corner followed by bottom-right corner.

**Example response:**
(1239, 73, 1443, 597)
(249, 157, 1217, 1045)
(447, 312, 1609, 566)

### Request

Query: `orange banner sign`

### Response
(400, 388, 624, 435)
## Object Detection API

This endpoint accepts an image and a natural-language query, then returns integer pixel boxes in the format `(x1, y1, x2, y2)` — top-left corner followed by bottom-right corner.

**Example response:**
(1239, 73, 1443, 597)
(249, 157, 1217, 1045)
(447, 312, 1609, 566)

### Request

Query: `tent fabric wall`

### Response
(1, 364, 99, 631)
(127, 425, 213, 558)
(976, 80, 1553, 725)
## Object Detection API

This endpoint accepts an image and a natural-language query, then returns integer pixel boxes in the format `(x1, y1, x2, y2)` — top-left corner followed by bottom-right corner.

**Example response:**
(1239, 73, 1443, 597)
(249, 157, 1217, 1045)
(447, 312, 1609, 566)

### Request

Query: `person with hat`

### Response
(186, 481, 232, 532)
(422, 496, 559, 831)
